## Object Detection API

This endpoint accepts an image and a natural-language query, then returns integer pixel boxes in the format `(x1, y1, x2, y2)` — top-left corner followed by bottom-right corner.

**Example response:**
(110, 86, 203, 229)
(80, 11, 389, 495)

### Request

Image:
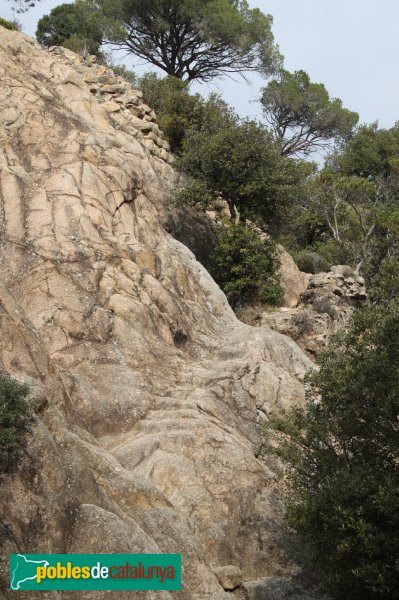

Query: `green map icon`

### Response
(10, 554, 49, 590)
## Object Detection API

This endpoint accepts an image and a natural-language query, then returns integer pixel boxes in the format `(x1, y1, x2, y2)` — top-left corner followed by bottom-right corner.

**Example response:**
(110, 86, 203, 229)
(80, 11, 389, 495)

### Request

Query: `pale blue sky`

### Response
(3, 0, 399, 128)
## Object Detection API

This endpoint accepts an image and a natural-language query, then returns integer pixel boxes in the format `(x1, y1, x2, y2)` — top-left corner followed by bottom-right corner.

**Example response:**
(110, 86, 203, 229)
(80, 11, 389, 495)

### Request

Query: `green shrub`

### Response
(0, 17, 19, 31)
(36, 2, 103, 56)
(139, 73, 236, 153)
(369, 257, 399, 303)
(174, 180, 216, 211)
(139, 74, 201, 152)
(211, 223, 282, 308)
(110, 64, 137, 85)
(294, 250, 329, 274)
(265, 302, 399, 599)
(61, 34, 103, 57)
(179, 119, 314, 230)
(0, 372, 35, 473)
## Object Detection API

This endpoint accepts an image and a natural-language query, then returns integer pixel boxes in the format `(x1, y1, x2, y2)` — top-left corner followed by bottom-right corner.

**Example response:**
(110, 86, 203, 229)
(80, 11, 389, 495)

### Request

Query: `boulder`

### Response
(277, 245, 311, 308)
(214, 565, 243, 591)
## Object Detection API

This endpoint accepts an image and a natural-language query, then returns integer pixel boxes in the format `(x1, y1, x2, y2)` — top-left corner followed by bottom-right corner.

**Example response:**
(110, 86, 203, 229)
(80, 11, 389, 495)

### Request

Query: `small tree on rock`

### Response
(211, 223, 282, 307)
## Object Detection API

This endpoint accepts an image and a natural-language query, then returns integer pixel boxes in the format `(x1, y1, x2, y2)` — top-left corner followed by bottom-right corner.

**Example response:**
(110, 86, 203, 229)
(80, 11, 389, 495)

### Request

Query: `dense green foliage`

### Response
(329, 122, 399, 178)
(210, 224, 282, 307)
(138, 73, 312, 232)
(138, 76, 397, 286)
(261, 69, 359, 157)
(91, 0, 281, 82)
(369, 256, 399, 303)
(280, 123, 399, 285)
(0, 372, 35, 473)
(265, 303, 399, 599)
(178, 119, 314, 228)
(139, 73, 236, 152)
(36, 2, 103, 55)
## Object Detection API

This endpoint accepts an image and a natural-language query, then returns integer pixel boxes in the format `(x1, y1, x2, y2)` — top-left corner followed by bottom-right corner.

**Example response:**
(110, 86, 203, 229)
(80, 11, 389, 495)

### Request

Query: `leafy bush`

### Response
(369, 257, 399, 303)
(211, 224, 282, 308)
(138, 74, 314, 232)
(0, 16, 20, 30)
(179, 118, 314, 230)
(328, 122, 399, 178)
(110, 64, 136, 84)
(36, 2, 103, 56)
(294, 250, 328, 274)
(174, 179, 216, 211)
(61, 34, 102, 57)
(265, 302, 399, 599)
(139, 73, 236, 153)
(0, 372, 35, 473)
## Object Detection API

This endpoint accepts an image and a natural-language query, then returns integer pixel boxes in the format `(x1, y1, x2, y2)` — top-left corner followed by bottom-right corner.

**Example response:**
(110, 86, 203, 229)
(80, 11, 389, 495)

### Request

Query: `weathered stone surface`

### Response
(302, 265, 367, 304)
(277, 246, 310, 308)
(243, 577, 327, 600)
(0, 27, 314, 599)
(258, 266, 368, 356)
(214, 565, 242, 591)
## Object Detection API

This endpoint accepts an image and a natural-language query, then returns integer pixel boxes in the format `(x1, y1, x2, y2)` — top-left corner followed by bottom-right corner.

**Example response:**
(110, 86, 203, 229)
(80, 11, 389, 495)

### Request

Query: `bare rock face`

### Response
(302, 265, 367, 305)
(276, 245, 310, 308)
(0, 28, 314, 599)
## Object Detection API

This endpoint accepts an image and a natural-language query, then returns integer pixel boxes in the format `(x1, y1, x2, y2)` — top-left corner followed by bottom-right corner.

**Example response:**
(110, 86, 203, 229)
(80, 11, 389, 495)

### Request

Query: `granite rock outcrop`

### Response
(0, 27, 315, 599)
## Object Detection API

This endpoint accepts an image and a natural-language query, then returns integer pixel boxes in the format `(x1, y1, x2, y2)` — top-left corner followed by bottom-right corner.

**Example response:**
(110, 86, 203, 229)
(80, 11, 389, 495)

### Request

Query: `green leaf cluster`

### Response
(139, 73, 236, 152)
(0, 372, 35, 473)
(283, 122, 399, 280)
(36, 1, 104, 56)
(178, 118, 314, 229)
(0, 16, 20, 30)
(265, 303, 399, 599)
(210, 223, 282, 307)
(329, 122, 399, 178)
(109, 64, 137, 85)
